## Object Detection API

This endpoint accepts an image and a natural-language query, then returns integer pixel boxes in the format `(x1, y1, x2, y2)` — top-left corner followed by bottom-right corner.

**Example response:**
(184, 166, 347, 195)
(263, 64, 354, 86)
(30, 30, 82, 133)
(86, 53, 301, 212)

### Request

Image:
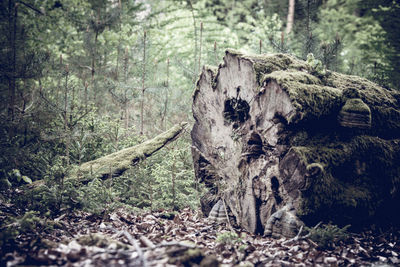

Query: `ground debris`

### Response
(1, 207, 399, 266)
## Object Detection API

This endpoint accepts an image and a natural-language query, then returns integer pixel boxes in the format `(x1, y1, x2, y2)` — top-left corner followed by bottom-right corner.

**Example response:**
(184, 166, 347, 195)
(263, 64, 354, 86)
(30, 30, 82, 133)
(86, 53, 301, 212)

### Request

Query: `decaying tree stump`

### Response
(191, 49, 400, 237)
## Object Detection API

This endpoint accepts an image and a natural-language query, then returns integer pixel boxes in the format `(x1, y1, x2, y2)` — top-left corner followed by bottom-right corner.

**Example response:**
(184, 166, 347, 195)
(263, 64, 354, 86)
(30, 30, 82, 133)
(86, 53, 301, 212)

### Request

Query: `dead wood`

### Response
(191, 49, 400, 237)
(28, 122, 187, 188)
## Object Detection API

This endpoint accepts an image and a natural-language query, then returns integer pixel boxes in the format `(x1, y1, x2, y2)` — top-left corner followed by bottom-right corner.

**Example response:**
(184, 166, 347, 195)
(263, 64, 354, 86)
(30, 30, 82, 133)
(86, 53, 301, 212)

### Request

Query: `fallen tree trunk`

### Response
(74, 122, 188, 181)
(29, 122, 187, 188)
(191, 49, 400, 237)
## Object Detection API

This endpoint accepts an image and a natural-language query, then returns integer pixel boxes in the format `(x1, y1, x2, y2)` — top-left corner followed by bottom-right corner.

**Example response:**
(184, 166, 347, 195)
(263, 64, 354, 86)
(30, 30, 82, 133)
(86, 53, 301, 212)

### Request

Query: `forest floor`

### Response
(1, 205, 400, 266)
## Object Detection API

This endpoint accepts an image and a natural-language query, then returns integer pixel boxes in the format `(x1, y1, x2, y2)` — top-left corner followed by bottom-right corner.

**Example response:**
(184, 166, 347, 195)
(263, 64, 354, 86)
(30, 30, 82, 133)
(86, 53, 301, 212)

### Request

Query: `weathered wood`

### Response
(192, 49, 400, 237)
(208, 199, 227, 224)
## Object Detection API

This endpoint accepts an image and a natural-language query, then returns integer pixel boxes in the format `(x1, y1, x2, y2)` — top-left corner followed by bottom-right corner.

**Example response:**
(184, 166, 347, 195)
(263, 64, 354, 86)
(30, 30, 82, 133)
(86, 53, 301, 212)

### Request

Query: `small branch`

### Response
(18, 0, 45, 15)
(313, 221, 323, 229)
(282, 225, 304, 246)
(283, 221, 322, 246)
(123, 230, 147, 267)
(139, 236, 155, 249)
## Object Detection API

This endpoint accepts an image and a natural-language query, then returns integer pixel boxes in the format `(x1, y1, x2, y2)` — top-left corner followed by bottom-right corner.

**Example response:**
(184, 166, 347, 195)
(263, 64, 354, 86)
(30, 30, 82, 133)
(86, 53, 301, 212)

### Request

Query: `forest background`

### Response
(1, 0, 399, 217)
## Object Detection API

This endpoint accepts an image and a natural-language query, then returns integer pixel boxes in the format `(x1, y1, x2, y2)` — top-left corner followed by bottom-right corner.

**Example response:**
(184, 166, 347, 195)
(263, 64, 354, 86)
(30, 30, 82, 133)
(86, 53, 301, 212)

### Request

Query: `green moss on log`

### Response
(338, 98, 371, 129)
(341, 98, 371, 115)
(222, 49, 400, 137)
(75, 122, 188, 180)
(289, 135, 400, 225)
(28, 122, 187, 188)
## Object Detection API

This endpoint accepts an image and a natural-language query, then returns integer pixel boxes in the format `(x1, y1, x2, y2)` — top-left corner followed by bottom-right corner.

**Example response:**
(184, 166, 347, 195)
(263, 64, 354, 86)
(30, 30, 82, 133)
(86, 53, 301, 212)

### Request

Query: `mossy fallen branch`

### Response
(74, 122, 188, 181)
(29, 122, 187, 188)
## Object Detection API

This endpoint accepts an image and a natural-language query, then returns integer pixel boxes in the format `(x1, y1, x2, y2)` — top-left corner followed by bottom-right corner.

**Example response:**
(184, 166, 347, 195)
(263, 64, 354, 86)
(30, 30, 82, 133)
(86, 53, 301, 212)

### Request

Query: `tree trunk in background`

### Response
(140, 31, 146, 135)
(8, 0, 17, 127)
(124, 47, 130, 131)
(64, 66, 70, 166)
(161, 58, 170, 131)
(198, 22, 203, 73)
(91, 31, 98, 102)
(286, 0, 295, 35)
(191, 50, 400, 237)
(187, 0, 198, 79)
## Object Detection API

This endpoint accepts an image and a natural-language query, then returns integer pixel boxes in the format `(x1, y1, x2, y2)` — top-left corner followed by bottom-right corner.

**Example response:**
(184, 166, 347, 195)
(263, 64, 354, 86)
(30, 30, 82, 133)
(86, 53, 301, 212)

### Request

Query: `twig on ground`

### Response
(140, 236, 155, 249)
(282, 221, 323, 246)
(282, 225, 304, 246)
(123, 230, 147, 267)
(155, 241, 197, 249)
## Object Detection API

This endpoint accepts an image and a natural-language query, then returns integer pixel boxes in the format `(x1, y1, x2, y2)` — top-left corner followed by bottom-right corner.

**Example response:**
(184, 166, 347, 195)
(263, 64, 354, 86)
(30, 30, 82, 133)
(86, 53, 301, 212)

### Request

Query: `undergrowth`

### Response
(305, 223, 351, 249)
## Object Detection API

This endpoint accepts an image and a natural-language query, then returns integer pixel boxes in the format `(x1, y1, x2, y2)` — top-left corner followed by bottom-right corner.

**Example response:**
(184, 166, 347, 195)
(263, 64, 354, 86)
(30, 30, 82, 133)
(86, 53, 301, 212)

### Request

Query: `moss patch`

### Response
(289, 135, 400, 227)
(220, 49, 400, 137)
(341, 98, 371, 115)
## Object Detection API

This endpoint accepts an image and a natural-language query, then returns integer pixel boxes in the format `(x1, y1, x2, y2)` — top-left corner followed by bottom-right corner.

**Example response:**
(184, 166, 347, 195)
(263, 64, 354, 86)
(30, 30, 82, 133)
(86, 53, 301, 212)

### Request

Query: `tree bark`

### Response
(161, 58, 169, 131)
(8, 0, 17, 126)
(64, 65, 70, 166)
(124, 47, 130, 131)
(140, 30, 146, 135)
(285, 0, 295, 35)
(192, 50, 400, 237)
(187, 0, 198, 78)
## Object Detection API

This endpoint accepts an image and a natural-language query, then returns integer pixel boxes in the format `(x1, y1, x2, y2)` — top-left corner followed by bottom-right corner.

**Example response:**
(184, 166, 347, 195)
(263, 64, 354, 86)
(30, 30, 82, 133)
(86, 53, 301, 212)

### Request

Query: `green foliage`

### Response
(236, 13, 283, 54)
(0, 211, 47, 248)
(362, 0, 400, 89)
(76, 136, 200, 213)
(216, 231, 242, 245)
(0, 170, 12, 191)
(22, 185, 59, 214)
(20, 132, 200, 214)
(306, 53, 326, 76)
(305, 223, 350, 249)
(315, 0, 392, 85)
(112, 137, 201, 211)
(0, 0, 398, 224)
(0, 169, 32, 191)
(79, 178, 120, 215)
